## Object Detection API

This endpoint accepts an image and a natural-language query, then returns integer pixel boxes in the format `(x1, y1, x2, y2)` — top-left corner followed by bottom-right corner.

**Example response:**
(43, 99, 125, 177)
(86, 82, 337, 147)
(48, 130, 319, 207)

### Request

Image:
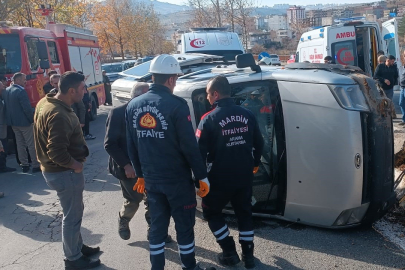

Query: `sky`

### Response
(158, 0, 379, 7)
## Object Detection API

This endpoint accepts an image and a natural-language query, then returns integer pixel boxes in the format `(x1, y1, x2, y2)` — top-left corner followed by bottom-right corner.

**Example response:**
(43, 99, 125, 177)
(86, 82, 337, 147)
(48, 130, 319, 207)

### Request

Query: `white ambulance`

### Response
(180, 28, 245, 61)
(295, 17, 402, 77)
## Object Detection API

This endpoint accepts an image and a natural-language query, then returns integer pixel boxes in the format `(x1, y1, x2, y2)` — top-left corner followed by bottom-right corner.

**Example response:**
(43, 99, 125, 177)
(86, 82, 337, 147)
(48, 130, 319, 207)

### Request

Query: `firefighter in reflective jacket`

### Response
(126, 54, 216, 270)
(196, 76, 264, 269)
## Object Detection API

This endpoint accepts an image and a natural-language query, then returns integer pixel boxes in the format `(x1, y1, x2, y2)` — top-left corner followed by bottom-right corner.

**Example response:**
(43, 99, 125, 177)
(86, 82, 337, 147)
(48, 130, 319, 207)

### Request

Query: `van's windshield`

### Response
(122, 62, 151, 78)
(0, 34, 22, 74)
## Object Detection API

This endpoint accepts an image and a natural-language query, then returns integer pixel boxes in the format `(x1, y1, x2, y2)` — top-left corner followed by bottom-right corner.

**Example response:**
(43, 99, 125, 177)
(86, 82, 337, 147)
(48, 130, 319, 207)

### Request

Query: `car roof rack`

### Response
(286, 62, 365, 74)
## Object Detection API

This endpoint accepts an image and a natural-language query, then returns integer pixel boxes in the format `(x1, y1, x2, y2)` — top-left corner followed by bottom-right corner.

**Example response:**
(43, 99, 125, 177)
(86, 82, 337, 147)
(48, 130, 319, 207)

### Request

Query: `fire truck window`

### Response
(26, 39, 40, 71)
(0, 34, 22, 74)
(47, 41, 59, 64)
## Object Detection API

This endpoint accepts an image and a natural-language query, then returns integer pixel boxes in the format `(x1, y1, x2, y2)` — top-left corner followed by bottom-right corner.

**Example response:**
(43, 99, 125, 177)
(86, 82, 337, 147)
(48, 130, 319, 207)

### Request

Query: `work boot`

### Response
(21, 165, 30, 173)
(118, 215, 131, 240)
(0, 152, 15, 173)
(241, 242, 255, 269)
(217, 236, 240, 266)
(81, 244, 100, 257)
(64, 255, 100, 269)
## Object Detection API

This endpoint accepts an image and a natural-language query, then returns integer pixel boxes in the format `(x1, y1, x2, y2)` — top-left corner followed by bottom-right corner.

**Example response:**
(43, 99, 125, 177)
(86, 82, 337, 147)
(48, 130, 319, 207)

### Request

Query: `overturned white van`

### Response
(176, 54, 396, 228)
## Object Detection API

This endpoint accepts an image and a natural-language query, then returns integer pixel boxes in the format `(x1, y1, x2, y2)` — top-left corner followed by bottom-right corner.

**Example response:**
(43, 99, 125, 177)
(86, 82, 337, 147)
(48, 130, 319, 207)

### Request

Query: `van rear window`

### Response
(331, 41, 356, 66)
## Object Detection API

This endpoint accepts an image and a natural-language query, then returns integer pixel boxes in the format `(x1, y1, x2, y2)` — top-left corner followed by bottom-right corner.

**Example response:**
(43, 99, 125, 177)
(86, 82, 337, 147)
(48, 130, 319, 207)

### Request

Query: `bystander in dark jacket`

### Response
(43, 70, 58, 94)
(0, 78, 16, 173)
(3, 73, 40, 172)
(374, 55, 399, 96)
(102, 71, 112, 106)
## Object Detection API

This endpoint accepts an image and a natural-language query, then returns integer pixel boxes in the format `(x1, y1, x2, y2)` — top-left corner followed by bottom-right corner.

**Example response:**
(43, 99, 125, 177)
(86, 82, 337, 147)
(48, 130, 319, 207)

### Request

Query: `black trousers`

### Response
(202, 184, 254, 248)
(146, 181, 197, 270)
(105, 86, 112, 104)
(82, 110, 90, 136)
(0, 151, 6, 169)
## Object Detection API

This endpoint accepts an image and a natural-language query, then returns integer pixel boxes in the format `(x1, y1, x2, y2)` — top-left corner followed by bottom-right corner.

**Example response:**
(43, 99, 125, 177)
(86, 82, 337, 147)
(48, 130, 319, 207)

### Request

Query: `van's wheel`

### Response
(89, 95, 97, 121)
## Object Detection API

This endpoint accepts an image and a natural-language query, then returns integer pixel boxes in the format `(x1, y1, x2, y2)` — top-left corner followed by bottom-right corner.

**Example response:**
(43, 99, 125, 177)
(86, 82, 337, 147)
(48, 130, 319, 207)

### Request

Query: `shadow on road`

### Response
(220, 214, 405, 269)
(0, 112, 115, 244)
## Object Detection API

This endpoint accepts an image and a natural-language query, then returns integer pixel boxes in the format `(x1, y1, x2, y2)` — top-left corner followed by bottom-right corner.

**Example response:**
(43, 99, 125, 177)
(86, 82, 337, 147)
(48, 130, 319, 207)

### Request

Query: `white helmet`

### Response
(149, 54, 183, 75)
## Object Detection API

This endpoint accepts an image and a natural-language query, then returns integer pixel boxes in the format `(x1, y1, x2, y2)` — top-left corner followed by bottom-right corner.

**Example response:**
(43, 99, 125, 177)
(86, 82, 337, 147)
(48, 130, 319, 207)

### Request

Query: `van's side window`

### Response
(331, 41, 357, 66)
(47, 41, 59, 64)
(231, 82, 276, 181)
(26, 39, 40, 71)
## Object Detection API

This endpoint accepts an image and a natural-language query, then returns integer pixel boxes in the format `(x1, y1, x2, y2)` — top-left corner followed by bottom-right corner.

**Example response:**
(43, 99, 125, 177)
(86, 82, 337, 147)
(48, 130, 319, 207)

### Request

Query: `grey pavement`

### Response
(0, 106, 405, 270)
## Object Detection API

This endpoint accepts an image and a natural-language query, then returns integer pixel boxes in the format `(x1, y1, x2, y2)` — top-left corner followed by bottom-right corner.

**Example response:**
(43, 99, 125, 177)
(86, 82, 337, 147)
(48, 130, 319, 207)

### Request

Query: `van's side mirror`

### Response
(37, 41, 48, 59)
(236, 53, 261, 73)
(40, 59, 50, 70)
(236, 53, 255, 68)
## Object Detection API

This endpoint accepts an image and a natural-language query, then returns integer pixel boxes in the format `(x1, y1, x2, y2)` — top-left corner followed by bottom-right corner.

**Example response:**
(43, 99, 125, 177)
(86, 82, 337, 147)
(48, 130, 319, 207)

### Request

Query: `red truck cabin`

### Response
(0, 23, 105, 113)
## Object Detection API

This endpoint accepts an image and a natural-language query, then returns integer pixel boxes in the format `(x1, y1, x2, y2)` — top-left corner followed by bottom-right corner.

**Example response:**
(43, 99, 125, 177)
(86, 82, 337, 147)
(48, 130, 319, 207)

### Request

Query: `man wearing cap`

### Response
(126, 55, 215, 270)
(374, 54, 399, 101)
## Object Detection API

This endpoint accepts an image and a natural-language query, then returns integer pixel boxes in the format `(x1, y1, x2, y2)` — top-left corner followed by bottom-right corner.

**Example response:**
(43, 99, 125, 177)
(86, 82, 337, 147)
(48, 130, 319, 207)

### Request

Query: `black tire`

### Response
(89, 94, 97, 121)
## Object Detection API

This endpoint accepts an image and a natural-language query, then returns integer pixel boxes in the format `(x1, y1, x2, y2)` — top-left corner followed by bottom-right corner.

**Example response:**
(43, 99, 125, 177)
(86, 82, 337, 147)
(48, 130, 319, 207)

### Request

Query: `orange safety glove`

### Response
(133, 177, 145, 193)
(197, 178, 210, 198)
(253, 167, 259, 174)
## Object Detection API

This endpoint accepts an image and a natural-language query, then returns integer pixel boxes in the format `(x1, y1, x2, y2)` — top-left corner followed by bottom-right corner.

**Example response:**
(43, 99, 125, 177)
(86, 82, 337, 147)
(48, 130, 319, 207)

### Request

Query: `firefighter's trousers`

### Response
(146, 181, 197, 270)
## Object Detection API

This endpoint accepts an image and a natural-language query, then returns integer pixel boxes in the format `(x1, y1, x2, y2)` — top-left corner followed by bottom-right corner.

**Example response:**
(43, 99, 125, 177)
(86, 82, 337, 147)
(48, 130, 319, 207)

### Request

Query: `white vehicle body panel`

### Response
(181, 31, 244, 54)
(277, 80, 363, 226)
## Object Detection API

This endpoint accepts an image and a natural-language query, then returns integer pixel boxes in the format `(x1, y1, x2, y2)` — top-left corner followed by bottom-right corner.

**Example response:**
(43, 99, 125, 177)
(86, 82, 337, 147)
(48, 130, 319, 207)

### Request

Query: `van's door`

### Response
(327, 26, 357, 67)
(382, 18, 403, 84)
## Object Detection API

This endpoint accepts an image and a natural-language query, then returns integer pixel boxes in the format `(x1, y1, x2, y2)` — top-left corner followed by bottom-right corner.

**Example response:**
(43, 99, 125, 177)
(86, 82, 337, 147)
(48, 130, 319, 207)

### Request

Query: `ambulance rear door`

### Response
(327, 26, 357, 67)
(382, 18, 402, 83)
(299, 42, 325, 63)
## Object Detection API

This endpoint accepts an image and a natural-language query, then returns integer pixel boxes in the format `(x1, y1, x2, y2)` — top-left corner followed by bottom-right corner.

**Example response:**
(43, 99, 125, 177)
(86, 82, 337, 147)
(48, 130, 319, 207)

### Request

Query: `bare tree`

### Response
(188, 0, 217, 27)
(210, 0, 222, 27)
(233, 0, 255, 50)
(223, 0, 236, 31)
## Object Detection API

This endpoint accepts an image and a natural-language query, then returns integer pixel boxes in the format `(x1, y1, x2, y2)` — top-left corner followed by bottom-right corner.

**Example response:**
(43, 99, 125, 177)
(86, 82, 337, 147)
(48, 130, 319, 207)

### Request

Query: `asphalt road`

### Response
(1, 106, 405, 270)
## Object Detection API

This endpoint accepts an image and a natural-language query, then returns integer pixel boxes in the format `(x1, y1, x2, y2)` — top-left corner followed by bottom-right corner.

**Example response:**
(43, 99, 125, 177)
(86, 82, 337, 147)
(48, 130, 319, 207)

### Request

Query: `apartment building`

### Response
(287, 5, 306, 25)
(268, 15, 288, 31)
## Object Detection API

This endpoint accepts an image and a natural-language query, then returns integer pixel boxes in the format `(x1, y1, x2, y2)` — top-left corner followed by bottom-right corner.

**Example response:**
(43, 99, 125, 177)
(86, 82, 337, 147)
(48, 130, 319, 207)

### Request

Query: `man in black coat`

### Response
(374, 54, 399, 100)
(104, 82, 172, 242)
(43, 70, 58, 94)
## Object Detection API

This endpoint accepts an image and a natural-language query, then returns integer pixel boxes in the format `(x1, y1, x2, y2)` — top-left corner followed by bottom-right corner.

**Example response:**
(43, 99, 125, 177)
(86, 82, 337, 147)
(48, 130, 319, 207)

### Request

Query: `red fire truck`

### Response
(0, 22, 105, 119)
